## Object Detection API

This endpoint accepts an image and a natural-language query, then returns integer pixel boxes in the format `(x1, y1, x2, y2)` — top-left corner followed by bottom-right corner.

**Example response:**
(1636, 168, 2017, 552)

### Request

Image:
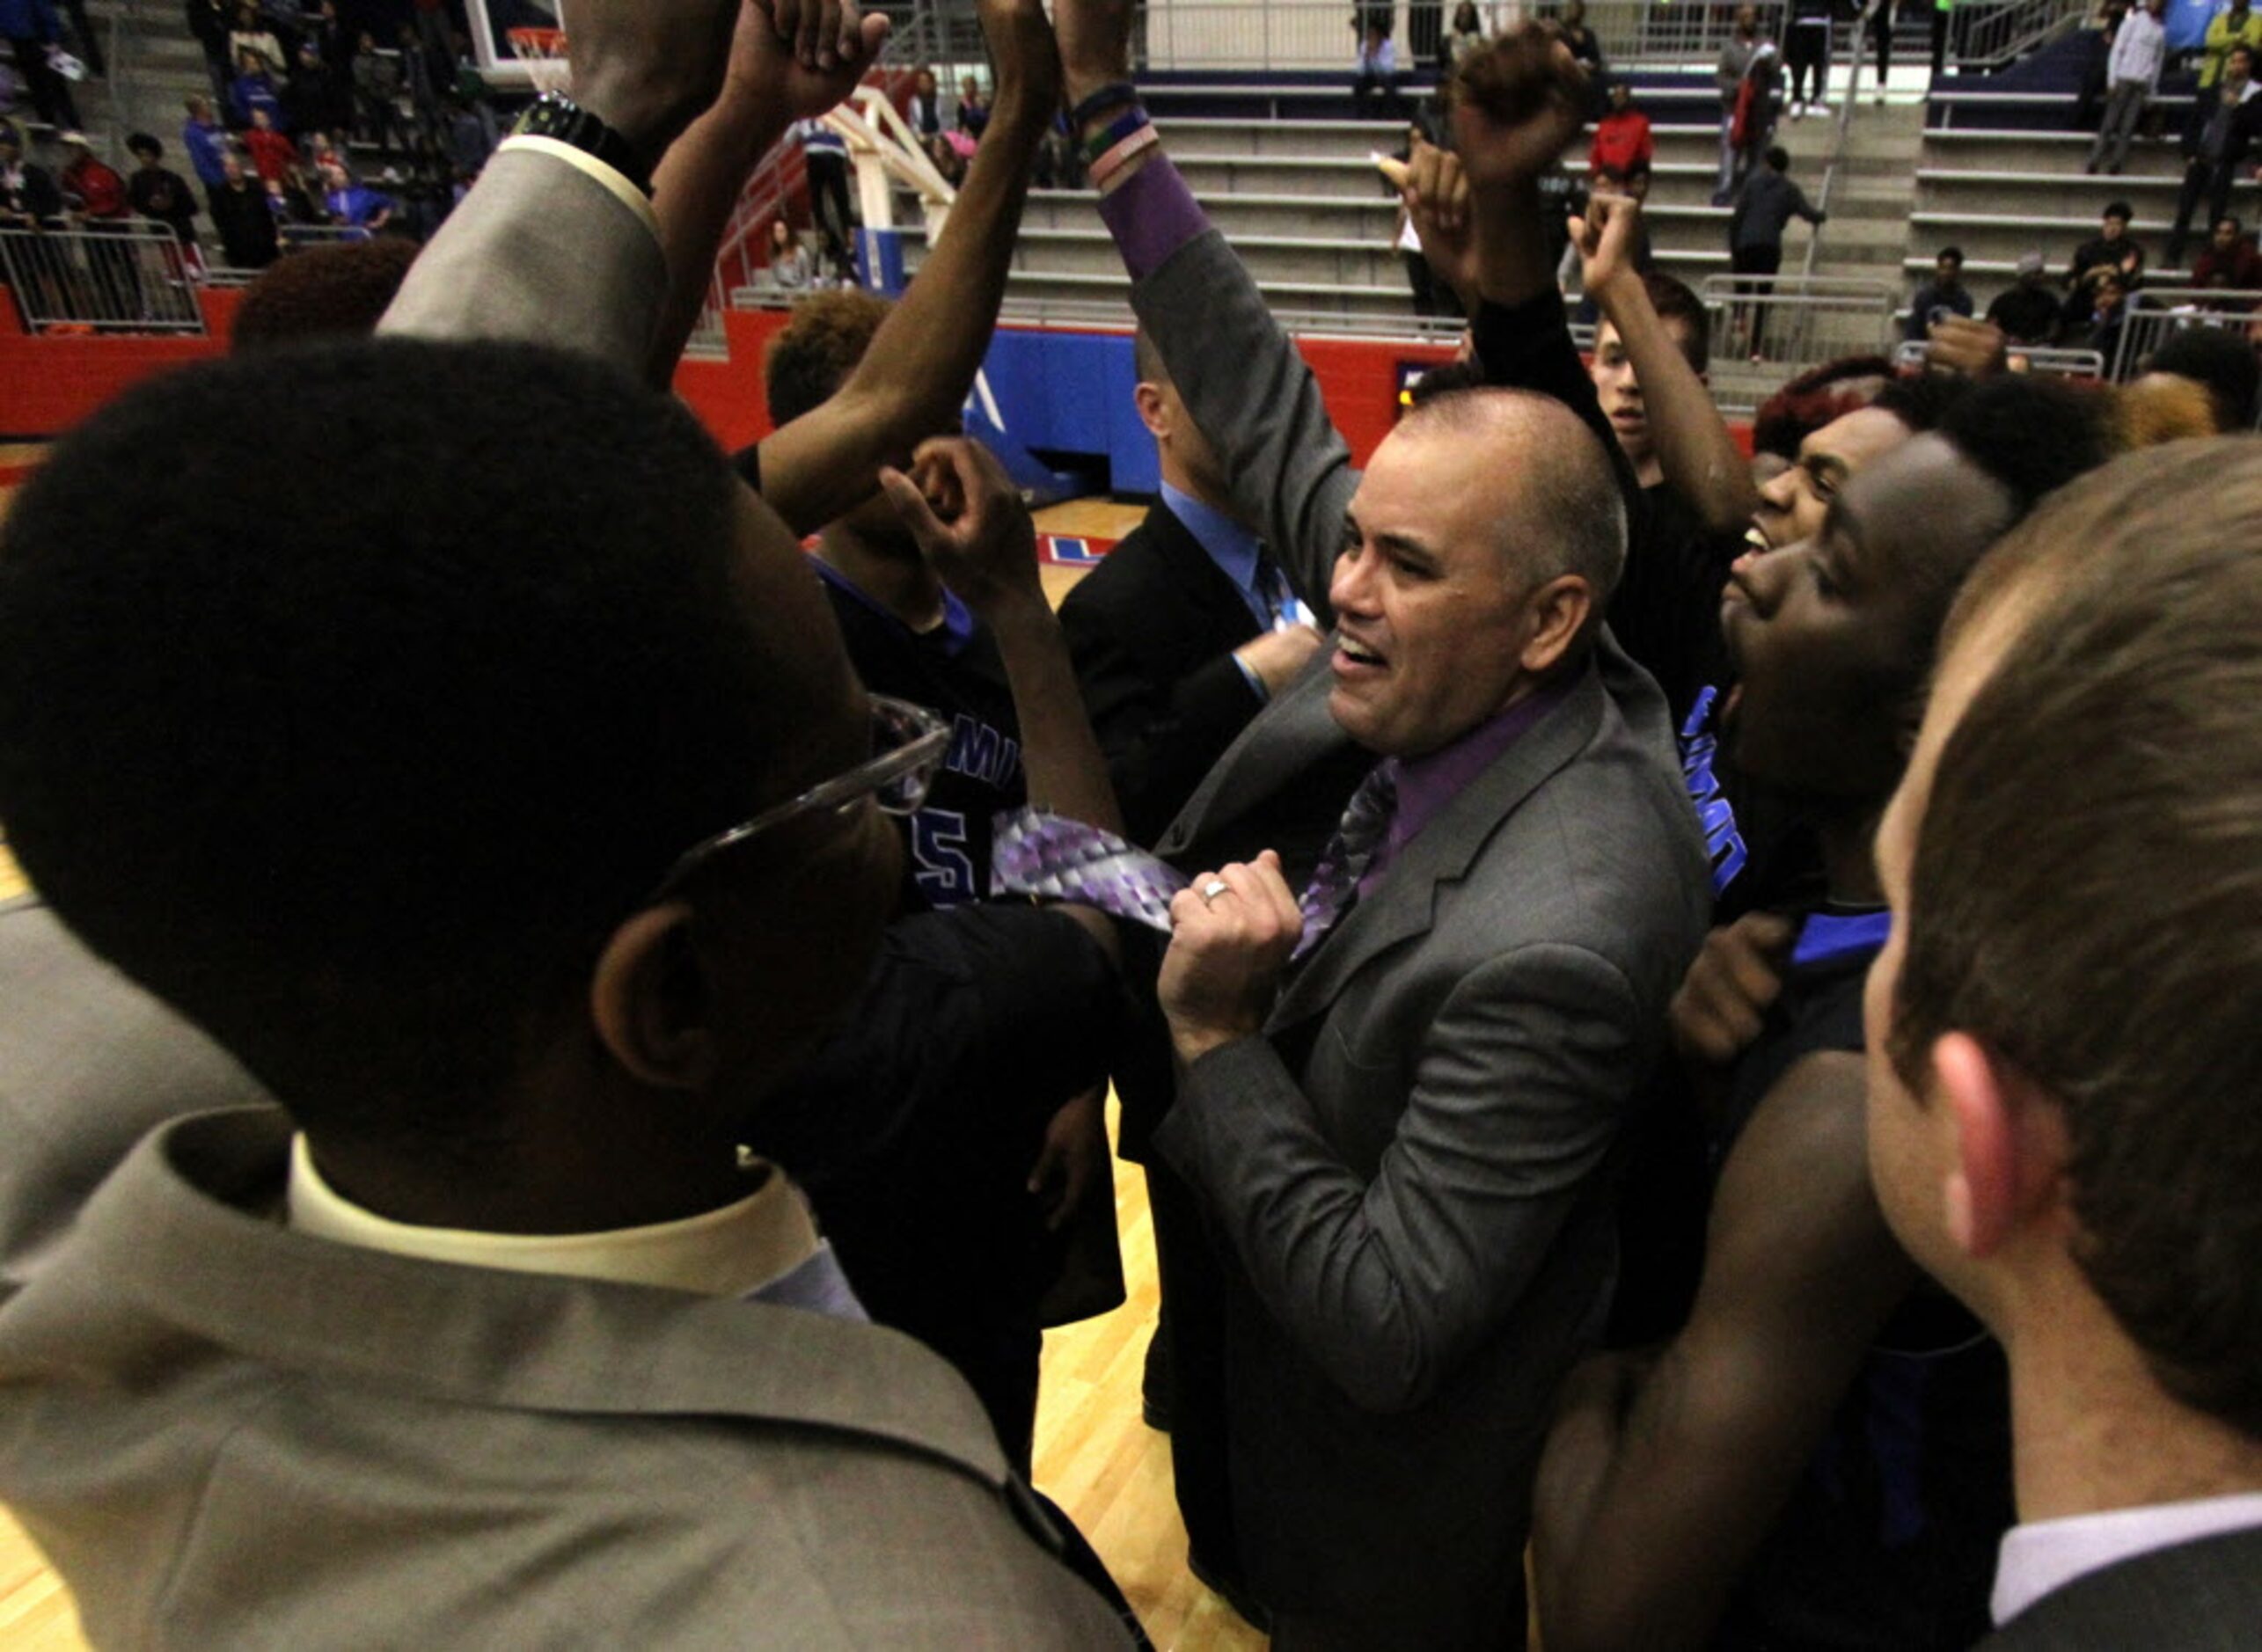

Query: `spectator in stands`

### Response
(242, 104, 296, 185)
(185, 0, 232, 104)
(207, 147, 275, 266)
(125, 133, 199, 251)
(1905, 244, 1974, 341)
(2200, 0, 2262, 89)
(767, 216, 810, 290)
(2059, 266, 2130, 356)
(2, 0, 81, 131)
(0, 117, 61, 228)
(907, 64, 944, 136)
(56, 130, 124, 222)
(229, 234, 414, 349)
(794, 113, 853, 256)
(1447, 0, 1487, 67)
(1534, 374, 2109, 1652)
(1556, 0, 1607, 104)
(280, 41, 331, 137)
(956, 72, 991, 140)
(1728, 36, 1785, 205)
(351, 29, 407, 156)
(1353, 20, 1403, 115)
(1589, 78, 1652, 180)
(1864, 0, 1896, 104)
(2191, 210, 2262, 290)
(231, 48, 285, 131)
(2087, 0, 2163, 173)
(1987, 248, 2064, 342)
(1730, 145, 1826, 357)
(444, 94, 496, 182)
(1867, 442, 2262, 1648)
(1715, 4, 1766, 203)
(226, 2, 283, 77)
(318, 157, 392, 233)
(2167, 43, 2259, 267)
(394, 20, 442, 149)
(181, 94, 227, 201)
(2147, 324, 2262, 426)
(2068, 198, 2145, 291)
(2074, 0, 2126, 131)
(1786, 0, 1834, 118)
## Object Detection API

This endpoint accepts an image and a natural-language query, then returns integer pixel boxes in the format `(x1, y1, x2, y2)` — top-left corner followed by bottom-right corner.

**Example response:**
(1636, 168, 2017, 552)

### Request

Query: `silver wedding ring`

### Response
(1200, 878, 1230, 905)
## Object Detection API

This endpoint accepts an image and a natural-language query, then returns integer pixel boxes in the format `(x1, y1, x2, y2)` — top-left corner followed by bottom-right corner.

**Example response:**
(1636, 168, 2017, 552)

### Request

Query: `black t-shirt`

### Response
(1711, 908, 2014, 1652)
(1612, 481, 1739, 734)
(816, 560, 1026, 909)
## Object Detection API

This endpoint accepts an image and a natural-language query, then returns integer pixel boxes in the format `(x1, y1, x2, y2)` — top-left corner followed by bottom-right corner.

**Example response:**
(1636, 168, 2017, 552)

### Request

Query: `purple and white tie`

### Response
(991, 807, 1189, 933)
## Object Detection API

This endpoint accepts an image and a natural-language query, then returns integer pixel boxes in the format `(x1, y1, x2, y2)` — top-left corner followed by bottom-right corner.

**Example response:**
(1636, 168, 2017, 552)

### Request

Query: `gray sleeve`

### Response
(1130, 229, 1356, 626)
(379, 147, 666, 379)
(1155, 943, 1645, 1414)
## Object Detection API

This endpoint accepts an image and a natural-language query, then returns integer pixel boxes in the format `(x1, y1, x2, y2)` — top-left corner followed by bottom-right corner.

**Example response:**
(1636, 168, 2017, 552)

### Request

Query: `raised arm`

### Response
(644, 0, 892, 384)
(1531, 1053, 1918, 1652)
(1577, 193, 1760, 535)
(1058, 0, 1357, 619)
(379, 0, 743, 372)
(748, 0, 1062, 537)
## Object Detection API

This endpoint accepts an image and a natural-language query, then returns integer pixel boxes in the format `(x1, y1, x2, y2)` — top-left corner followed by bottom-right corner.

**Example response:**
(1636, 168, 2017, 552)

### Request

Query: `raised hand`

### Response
(1159, 851, 1305, 1064)
(979, 0, 1065, 121)
(564, 0, 744, 164)
(1452, 26, 1589, 194)
(877, 436, 1044, 617)
(1569, 188, 1642, 303)
(722, 0, 889, 125)
(1400, 135, 1480, 306)
(1055, 0, 1138, 108)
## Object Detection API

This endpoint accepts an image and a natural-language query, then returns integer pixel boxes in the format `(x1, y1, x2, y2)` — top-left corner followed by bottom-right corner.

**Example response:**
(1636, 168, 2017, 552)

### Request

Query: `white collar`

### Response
(1992, 1491, 2262, 1626)
(286, 1134, 824, 1298)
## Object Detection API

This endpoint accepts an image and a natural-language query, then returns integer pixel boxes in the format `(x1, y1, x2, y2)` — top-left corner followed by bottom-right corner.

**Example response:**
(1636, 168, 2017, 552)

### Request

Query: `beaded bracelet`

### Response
(1087, 123, 1160, 191)
(1081, 106, 1150, 167)
(1068, 78, 1139, 128)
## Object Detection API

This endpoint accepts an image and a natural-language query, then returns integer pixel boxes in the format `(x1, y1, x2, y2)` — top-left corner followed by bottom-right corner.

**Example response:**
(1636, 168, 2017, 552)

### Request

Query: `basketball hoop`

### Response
(506, 26, 571, 95)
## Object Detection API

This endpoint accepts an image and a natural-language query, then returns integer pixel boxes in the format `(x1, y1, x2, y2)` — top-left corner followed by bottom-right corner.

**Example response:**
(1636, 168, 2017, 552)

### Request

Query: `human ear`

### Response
(589, 903, 717, 1091)
(1133, 382, 1170, 442)
(1932, 1031, 2069, 1259)
(1519, 574, 1594, 676)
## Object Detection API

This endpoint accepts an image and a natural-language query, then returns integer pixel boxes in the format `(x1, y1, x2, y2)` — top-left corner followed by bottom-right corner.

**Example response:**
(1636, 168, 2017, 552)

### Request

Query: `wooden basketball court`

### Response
(0, 475, 1270, 1648)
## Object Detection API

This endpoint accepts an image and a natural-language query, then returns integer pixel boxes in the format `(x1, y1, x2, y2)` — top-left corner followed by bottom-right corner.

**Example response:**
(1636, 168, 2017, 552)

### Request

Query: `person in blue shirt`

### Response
(230, 48, 284, 131)
(317, 157, 391, 232)
(1, 0, 80, 130)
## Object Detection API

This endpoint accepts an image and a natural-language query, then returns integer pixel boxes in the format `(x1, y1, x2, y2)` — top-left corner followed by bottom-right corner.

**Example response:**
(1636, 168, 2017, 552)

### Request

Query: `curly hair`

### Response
(764, 289, 896, 424)
(230, 238, 421, 352)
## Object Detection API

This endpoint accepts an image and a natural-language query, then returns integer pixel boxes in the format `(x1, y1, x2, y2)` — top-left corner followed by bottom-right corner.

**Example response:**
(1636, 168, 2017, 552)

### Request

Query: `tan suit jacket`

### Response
(0, 141, 1133, 1647)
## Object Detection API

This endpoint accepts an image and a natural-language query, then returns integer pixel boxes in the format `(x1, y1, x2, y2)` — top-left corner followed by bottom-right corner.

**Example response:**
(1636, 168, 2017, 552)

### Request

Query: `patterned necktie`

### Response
(990, 807, 1189, 932)
(1292, 762, 1399, 961)
(1255, 552, 1291, 629)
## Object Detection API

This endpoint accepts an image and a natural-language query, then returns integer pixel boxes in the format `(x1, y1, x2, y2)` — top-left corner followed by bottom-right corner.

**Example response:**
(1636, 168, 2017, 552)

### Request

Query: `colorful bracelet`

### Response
(1087, 123, 1160, 191)
(1081, 106, 1150, 166)
(1069, 79, 1139, 127)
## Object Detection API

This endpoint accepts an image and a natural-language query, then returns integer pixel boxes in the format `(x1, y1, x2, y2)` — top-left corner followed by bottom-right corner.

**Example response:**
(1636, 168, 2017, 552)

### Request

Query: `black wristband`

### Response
(512, 91, 654, 198)
(1069, 79, 1139, 127)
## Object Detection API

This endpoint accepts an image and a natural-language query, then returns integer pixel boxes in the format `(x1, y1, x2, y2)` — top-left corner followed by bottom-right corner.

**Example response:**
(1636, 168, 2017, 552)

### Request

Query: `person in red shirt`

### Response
(2192, 213, 2262, 300)
(1589, 79, 1655, 179)
(242, 106, 299, 187)
(57, 132, 128, 221)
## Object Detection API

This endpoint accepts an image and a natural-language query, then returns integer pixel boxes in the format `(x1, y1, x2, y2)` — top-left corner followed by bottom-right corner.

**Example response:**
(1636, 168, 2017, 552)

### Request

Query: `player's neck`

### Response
(1816, 802, 1886, 907)
(817, 530, 947, 632)
(2008, 1291, 2262, 1525)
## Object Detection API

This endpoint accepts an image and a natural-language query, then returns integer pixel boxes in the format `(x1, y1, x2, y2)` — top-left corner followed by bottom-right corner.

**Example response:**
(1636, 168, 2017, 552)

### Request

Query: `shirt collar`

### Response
(1160, 482, 1265, 607)
(1992, 1492, 2262, 1626)
(1380, 678, 1574, 871)
(286, 1134, 825, 1299)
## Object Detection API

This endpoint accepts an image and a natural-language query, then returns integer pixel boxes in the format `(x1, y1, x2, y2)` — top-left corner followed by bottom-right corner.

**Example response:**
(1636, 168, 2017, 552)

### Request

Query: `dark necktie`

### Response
(1292, 762, 1399, 961)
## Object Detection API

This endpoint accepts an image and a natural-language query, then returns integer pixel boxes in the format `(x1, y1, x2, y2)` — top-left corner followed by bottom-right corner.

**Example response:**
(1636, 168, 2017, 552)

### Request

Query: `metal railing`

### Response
(1947, 0, 2089, 71)
(1702, 272, 1897, 380)
(1892, 338, 2108, 376)
(0, 223, 207, 334)
(2111, 289, 2262, 383)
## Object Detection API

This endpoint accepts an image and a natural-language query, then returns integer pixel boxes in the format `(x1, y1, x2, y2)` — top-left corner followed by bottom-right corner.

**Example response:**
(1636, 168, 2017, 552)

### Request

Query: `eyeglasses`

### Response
(649, 695, 950, 897)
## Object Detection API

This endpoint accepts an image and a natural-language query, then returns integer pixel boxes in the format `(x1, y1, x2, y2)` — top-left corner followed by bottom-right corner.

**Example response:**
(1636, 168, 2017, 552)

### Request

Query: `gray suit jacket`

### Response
(0, 150, 1132, 1647)
(1133, 225, 1711, 1641)
(1981, 1524, 2262, 1650)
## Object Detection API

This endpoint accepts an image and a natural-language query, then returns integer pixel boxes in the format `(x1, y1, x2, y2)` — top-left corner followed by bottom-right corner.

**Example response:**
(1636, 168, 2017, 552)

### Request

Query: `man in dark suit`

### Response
(1059, 329, 1324, 850)
(1865, 441, 2262, 1650)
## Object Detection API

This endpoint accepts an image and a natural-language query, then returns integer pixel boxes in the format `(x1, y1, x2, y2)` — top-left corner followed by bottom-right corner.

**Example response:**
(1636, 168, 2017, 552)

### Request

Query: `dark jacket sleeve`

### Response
(1470, 284, 1648, 541)
(1059, 581, 1263, 850)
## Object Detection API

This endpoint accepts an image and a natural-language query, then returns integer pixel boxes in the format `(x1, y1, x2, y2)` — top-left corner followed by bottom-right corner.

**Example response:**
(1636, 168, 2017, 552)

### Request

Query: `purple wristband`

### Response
(1095, 151, 1209, 282)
